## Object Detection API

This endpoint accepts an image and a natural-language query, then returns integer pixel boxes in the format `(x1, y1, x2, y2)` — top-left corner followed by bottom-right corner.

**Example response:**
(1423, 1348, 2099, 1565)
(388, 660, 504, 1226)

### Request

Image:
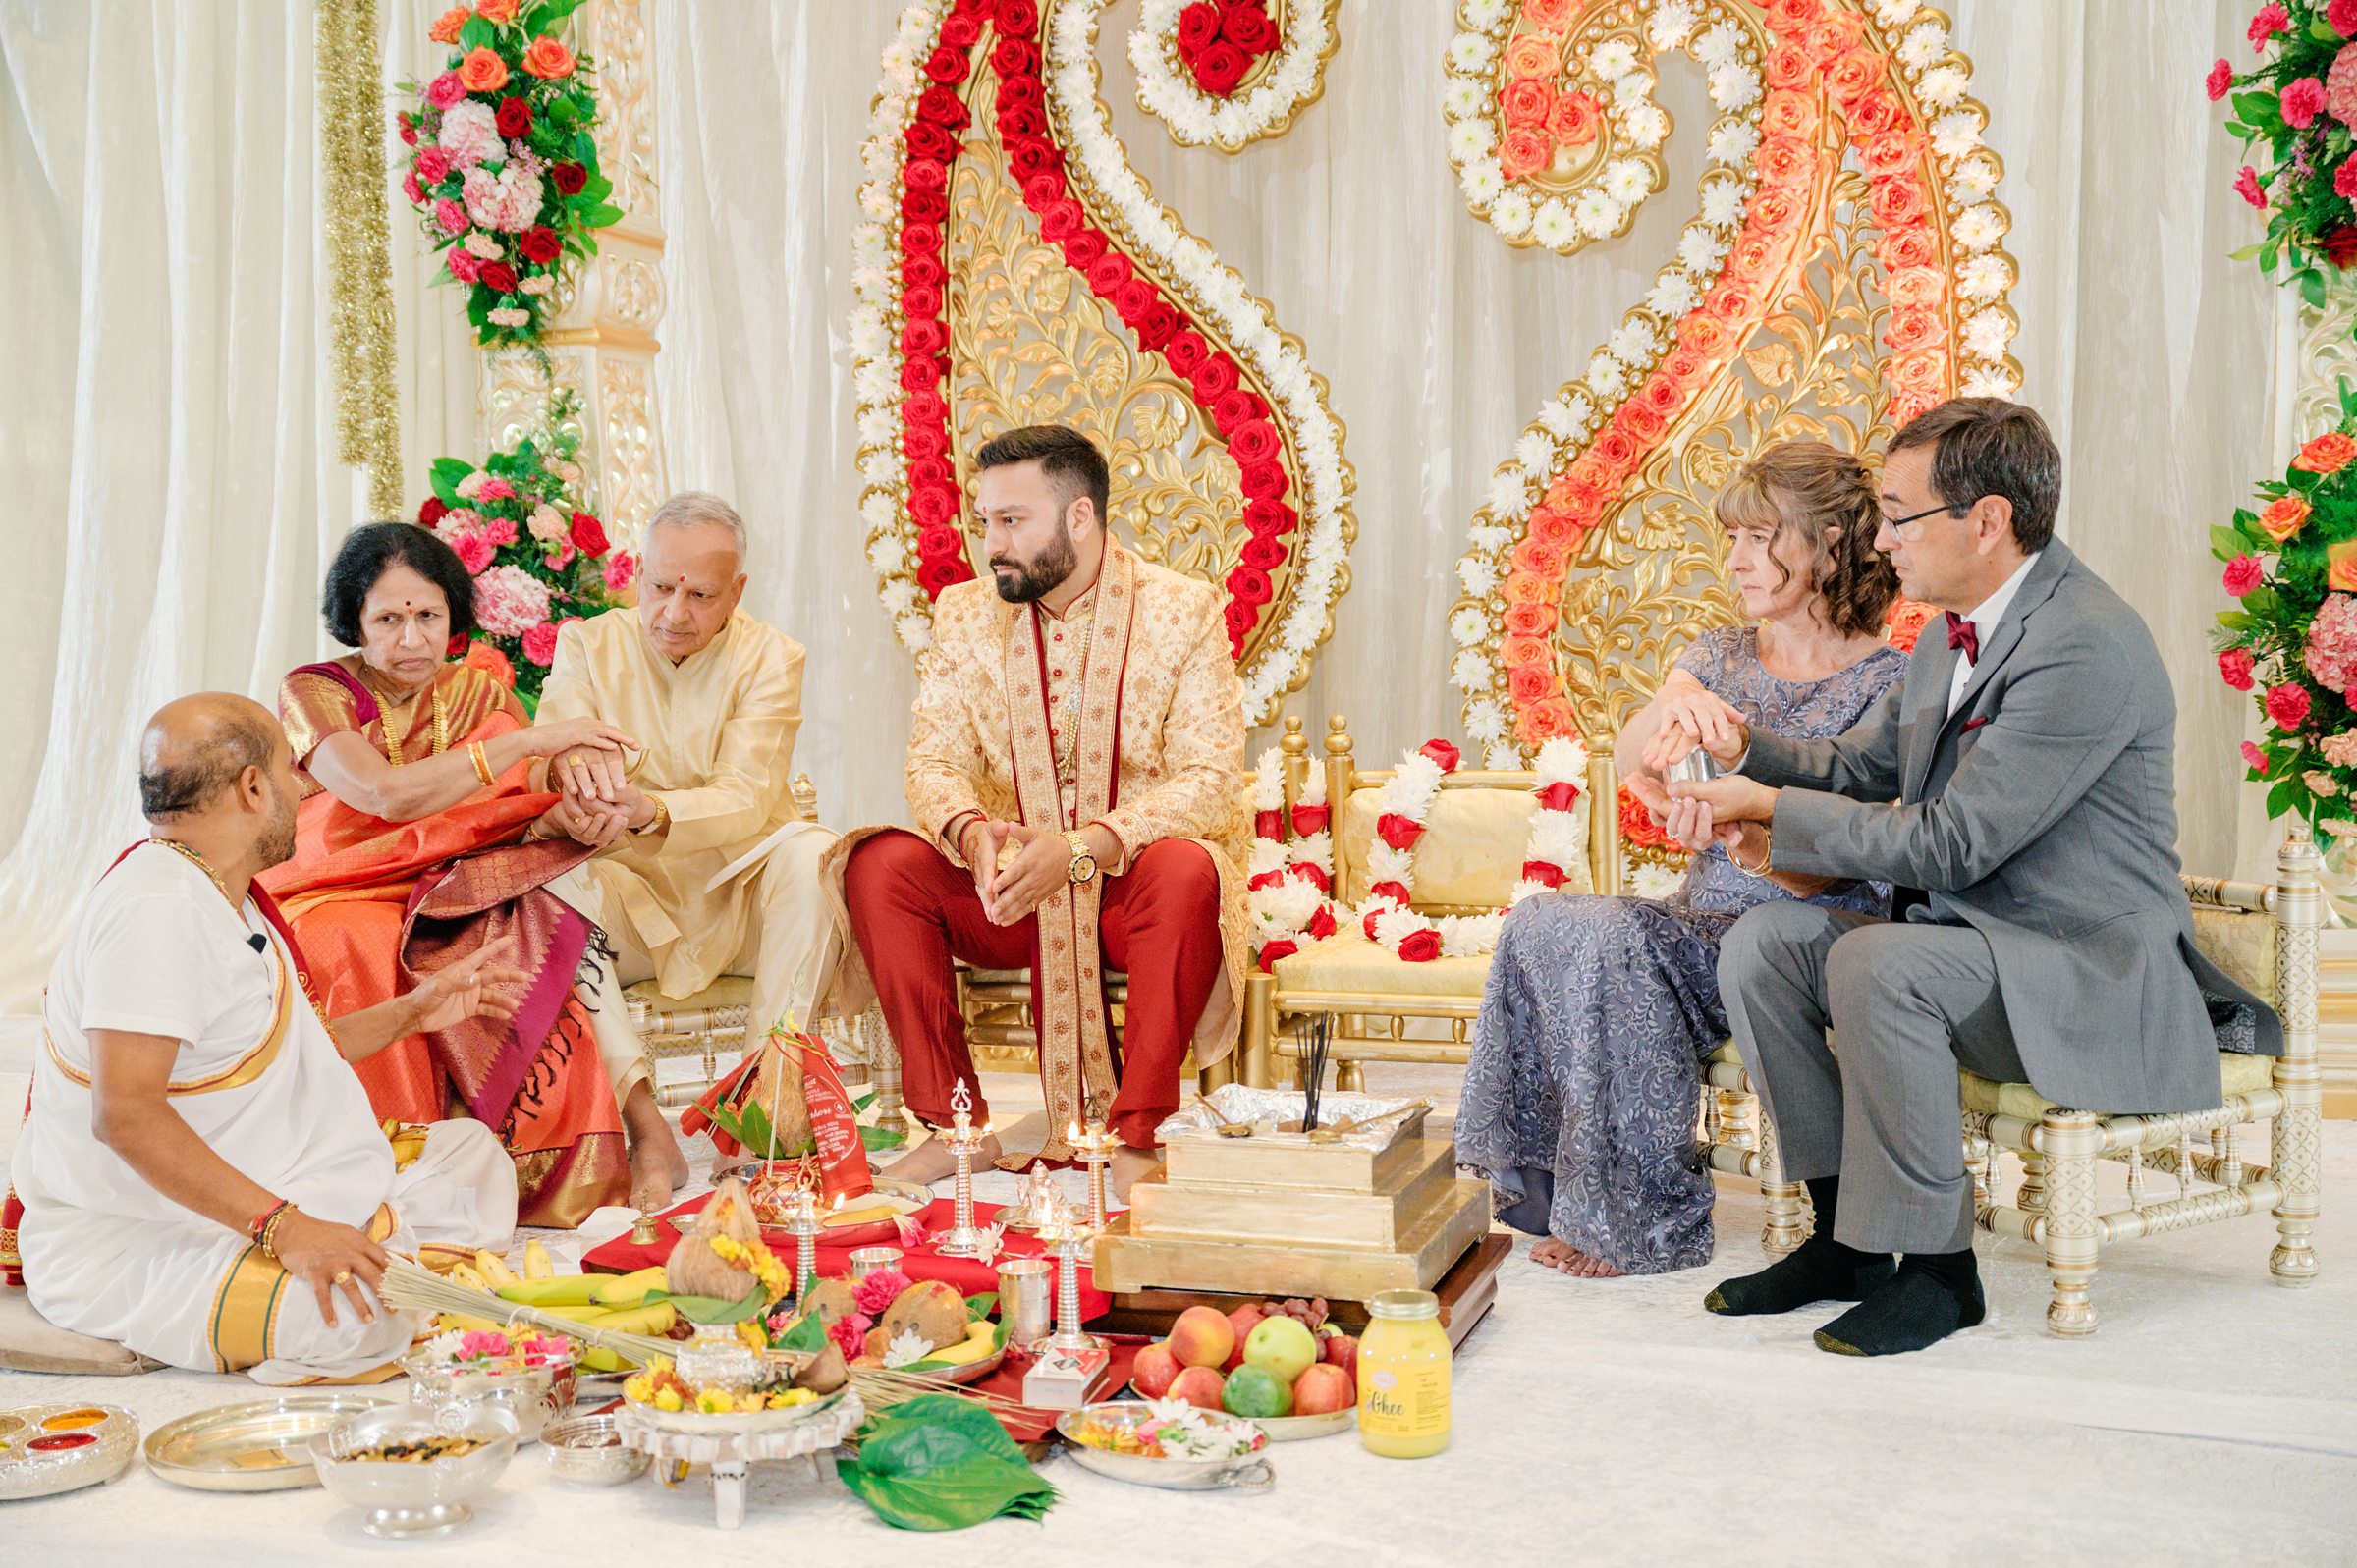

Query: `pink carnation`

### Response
(603, 550, 637, 592)
(2222, 554, 2265, 597)
(472, 564, 555, 636)
(2220, 647, 2257, 691)
(827, 1312, 873, 1363)
(521, 621, 561, 666)
(451, 531, 495, 574)
(2208, 58, 2234, 100)
(477, 477, 516, 502)
(546, 541, 576, 571)
(414, 146, 453, 184)
(851, 1268, 913, 1317)
(2244, 740, 2270, 775)
(2330, 43, 2357, 126)
(2284, 76, 2328, 128)
(446, 246, 482, 285)
(482, 514, 519, 546)
(435, 196, 470, 235)
(2236, 165, 2269, 208)
(2267, 680, 2314, 730)
(2334, 0, 2357, 38)
(2339, 158, 2357, 200)
(425, 71, 466, 108)
(2305, 593, 2357, 692)
(402, 168, 424, 205)
(2250, 2, 2290, 52)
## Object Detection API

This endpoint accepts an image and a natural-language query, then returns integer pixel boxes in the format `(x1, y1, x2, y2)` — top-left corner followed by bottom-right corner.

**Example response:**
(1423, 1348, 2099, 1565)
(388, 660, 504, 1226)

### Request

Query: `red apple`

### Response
(1320, 1329, 1359, 1380)
(1169, 1305, 1236, 1370)
(1291, 1362, 1354, 1416)
(1168, 1365, 1226, 1412)
(1132, 1341, 1181, 1399)
(1223, 1304, 1266, 1371)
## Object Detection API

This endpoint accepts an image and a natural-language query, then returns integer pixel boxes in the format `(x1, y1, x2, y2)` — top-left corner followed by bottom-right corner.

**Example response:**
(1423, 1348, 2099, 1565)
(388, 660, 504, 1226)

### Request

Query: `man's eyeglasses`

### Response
(1880, 503, 1958, 538)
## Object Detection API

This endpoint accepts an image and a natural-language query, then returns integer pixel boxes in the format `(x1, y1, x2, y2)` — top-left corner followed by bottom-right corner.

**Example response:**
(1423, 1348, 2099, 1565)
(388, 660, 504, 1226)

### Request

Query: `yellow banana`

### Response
(522, 1238, 555, 1279)
(496, 1274, 604, 1308)
(435, 1312, 501, 1335)
(474, 1249, 521, 1288)
(588, 1301, 678, 1337)
(591, 1267, 668, 1307)
(580, 1344, 632, 1374)
(447, 1262, 489, 1291)
(922, 1320, 999, 1369)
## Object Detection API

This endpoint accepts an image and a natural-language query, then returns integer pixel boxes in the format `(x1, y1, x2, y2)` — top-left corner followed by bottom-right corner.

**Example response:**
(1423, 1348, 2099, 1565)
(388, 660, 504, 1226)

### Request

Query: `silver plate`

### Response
(0, 1404, 139, 1501)
(143, 1392, 398, 1492)
(1055, 1403, 1275, 1491)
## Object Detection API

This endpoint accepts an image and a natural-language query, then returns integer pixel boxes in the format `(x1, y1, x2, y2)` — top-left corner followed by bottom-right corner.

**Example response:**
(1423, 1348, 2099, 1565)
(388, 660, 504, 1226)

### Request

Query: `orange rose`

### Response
(476, 0, 519, 21)
(1504, 630, 1554, 669)
(1617, 401, 1668, 445)
(1706, 281, 1753, 325)
(2294, 432, 2357, 474)
(1531, 698, 1578, 739)
(428, 6, 469, 43)
(1512, 539, 1567, 578)
(1506, 32, 1561, 80)
(1509, 664, 1558, 709)
(1828, 47, 1882, 105)
(1886, 265, 1945, 308)
(1662, 347, 1707, 384)
(2330, 540, 2357, 591)
(1500, 78, 1555, 129)
(1643, 375, 1685, 416)
(1889, 389, 1944, 426)
(1530, 509, 1581, 549)
(1556, 477, 1604, 522)
(1499, 128, 1554, 181)
(521, 34, 576, 80)
(1851, 89, 1906, 137)
(2259, 495, 2314, 543)
(1756, 135, 1812, 187)
(1861, 130, 1921, 177)
(458, 44, 509, 92)
(1869, 175, 1926, 227)
(1728, 235, 1779, 277)
(1889, 351, 1947, 394)
(1677, 314, 1730, 354)
(1764, 44, 1813, 89)
(1593, 428, 1640, 473)
(1771, 0, 1824, 33)
(1880, 224, 1938, 269)
(1505, 602, 1559, 638)
(1547, 90, 1601, 146)
(1522, 0, 1575, 31)
(1813, 12, 1867, 61)
(1503, 568, 1558, 602)
(1749, 187, 1801, 234)
(1885, 307, 1941, 354)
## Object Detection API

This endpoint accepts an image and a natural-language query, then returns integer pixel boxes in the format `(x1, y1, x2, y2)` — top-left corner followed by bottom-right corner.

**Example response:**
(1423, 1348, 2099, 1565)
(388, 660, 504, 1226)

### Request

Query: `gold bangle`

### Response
(258, 1203, 296, 1262)
(1730, 831, 1773, 878)
(468, 741, 495, 788)
(635, 794, 670, 837)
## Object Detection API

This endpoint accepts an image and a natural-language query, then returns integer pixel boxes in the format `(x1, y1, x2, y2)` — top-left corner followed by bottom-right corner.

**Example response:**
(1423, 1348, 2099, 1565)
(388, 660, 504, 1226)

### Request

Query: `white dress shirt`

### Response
(1946, 551, 2041, 717)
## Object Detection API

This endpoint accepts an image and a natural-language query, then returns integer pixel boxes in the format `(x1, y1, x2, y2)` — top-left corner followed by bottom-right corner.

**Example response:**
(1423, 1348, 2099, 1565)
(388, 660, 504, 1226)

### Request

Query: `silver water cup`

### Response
(996, 1258, 1054, 1349)
(849, 1246, 904, 1281)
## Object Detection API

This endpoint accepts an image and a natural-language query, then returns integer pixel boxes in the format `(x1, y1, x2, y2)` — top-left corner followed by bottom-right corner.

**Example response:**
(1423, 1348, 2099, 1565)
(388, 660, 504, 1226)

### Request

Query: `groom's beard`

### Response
(990, 524, 1079, 605)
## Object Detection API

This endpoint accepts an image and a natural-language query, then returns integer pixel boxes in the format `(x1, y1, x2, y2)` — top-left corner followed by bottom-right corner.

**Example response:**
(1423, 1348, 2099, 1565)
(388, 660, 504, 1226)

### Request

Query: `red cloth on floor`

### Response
(844, 828, 1224, 1148)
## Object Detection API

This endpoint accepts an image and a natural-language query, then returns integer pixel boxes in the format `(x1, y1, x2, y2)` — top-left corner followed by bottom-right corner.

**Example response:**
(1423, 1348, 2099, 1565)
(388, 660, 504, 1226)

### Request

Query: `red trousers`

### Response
(844, 829, 1224, 1149)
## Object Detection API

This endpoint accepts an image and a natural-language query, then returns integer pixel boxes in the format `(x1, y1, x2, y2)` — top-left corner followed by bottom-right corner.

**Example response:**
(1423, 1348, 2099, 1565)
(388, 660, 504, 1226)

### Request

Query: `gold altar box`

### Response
(1160, 1105, 1435, 1193)
(1125, 1135, 1458, 1250)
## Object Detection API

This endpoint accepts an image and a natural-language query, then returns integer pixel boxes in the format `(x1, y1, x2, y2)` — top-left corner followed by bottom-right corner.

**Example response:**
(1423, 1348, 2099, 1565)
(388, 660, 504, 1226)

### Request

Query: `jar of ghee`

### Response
(1356, 1288, 1450, 1458)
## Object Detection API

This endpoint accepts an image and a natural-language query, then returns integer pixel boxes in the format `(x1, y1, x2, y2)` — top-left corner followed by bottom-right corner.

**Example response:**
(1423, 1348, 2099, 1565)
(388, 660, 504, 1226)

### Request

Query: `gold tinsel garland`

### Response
(318, 0, 401, 518)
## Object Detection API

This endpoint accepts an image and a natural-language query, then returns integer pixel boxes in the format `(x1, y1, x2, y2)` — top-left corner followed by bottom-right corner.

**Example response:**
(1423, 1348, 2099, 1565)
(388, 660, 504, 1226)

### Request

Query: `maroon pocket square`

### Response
(1961, 715, 1992, 732)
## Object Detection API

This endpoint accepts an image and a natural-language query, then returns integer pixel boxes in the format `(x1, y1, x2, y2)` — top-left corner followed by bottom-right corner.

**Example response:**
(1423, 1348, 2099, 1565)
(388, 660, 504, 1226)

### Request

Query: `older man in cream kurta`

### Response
(540, 496, 843, 1154)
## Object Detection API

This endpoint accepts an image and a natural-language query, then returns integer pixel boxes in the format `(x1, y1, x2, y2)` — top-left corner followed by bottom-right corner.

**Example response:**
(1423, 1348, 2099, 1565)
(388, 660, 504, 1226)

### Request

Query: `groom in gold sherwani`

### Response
(833, 425, 1248, 1194)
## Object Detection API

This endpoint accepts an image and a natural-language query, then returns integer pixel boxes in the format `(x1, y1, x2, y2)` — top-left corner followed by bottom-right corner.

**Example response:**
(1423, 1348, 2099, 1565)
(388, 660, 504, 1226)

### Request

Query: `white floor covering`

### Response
(3, 1030, 2355, 1564)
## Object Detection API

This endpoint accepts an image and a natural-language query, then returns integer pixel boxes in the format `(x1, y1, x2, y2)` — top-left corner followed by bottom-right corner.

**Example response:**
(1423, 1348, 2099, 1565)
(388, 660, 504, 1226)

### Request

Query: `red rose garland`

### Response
(1175, 0, 1281, 97)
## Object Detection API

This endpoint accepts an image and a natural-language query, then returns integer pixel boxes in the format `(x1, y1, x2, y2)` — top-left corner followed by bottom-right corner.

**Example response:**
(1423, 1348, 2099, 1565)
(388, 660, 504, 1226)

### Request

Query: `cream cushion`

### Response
(1269, 932, 1491, 1000)
(1705, 1046, 2275, 1118)
(1335, 785, 1592, 908)
(0, 1288, 159, 1376)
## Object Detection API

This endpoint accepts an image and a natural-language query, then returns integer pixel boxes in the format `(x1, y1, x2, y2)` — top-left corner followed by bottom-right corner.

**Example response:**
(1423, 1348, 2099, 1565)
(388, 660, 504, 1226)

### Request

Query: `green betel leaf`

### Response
(2218, 611, 2256, 632)
(772, 1308, 828, 1353)
(858, 1122, 908, 1152)
(962, 1293, 998, 1321)
(837, 1395, 1055, 1532)
(645, 1283, 772, 1325)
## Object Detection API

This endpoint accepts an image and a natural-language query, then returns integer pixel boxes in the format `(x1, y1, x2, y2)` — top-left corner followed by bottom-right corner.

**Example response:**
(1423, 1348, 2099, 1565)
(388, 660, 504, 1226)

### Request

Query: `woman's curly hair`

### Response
(1711, 441, 1900, 640)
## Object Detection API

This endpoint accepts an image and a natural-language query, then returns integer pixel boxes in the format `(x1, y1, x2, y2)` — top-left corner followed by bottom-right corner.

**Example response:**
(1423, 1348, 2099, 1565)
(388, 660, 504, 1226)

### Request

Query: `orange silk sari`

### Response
(260, 659, 629, 1227)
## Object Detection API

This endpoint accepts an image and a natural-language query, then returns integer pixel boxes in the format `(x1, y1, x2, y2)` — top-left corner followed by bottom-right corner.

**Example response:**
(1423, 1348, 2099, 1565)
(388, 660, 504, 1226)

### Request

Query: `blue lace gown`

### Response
(1455, 626, 1908, 1273)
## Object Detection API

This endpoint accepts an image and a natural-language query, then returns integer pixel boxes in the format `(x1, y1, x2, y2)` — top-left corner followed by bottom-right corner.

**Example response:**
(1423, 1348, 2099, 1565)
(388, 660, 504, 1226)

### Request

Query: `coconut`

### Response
(666, 1177, 763, 1300)
(881, 1278, 970, 1352)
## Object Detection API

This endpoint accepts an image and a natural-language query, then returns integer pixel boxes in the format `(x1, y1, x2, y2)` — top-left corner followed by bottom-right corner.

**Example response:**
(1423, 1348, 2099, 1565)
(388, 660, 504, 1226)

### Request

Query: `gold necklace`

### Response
(1048, 606, 1095, 792)
(367, 669, 448, 767)
(151, 838, 237, 907)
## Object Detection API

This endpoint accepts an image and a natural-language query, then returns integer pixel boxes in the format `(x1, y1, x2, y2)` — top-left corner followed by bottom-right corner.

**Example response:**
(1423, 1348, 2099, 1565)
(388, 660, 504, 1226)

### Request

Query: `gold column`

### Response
(479, 0, 668, 536)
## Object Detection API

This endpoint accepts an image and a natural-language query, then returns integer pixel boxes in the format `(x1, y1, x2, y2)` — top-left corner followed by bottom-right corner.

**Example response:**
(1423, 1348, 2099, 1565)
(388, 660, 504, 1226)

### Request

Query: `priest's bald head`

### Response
(137, 693, 301, 872)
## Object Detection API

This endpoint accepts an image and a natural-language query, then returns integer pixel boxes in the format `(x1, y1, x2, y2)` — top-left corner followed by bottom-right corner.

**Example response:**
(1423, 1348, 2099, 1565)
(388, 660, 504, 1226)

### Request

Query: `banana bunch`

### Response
(433, 1245, 682, 1372)
(378, 1119, 429, 1171)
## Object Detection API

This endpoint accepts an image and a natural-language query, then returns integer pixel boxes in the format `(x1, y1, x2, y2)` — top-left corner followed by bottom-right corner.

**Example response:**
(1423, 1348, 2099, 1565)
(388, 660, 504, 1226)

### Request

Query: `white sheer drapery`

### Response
(0, 0, 2285, 1010)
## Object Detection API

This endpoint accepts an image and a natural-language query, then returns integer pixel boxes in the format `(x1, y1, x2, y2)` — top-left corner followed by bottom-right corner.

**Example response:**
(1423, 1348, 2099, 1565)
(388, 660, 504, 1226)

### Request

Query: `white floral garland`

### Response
(1447, 0, 2023, 767)
(850, 0, 957, 657)
(1129, 0, 1342, 152)
(1048, 0, 1354, 724)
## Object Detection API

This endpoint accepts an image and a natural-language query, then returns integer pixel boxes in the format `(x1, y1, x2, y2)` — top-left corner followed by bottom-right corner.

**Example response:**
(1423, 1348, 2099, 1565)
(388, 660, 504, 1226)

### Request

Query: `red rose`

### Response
(910, 485, 960, 527)
(901, 221, 944, 259)
(1238, 460, 1288, 500)
(1087, 252, 1134, 294)
(1061, 228, 1109, 269)
(1191, 41, 1251, 95)
(1214, 387, 1265, 433)
(2220, 648, 2257, 691)
(904, 420, 949, 460)
(904, 282, 945, 318)
(1534, 780, 1581, 812)
(1230, 418, 1280, 465)
(551, 161, 588, 195)
(1248, 868, 1287, 891)
(908, 456, 953, 488)
(917, 557, 970, 597)
(1135, 302, 1182, 350)
(1244, 498, 1297, 535)
(924, 43, 971, 84)
(479, 261, 519, 294)
(900, 319, 947, 359)
(1039, 199, 1084, 243)
(904, 389, 948, 425)
(1290, 803, 1330, 836)
(569, 511, 609, 555)
(1418, 738, 1462, 772)
(2328, 225, 2357, 269)
(1224, 599, 1258, 644)
(1375, 812, 1426, 851)
(1228, 565, 1274, 605)
(999, 105, 1048, 138)
(916, 85, 968, 128)
(1397, 929, 1443, 963)
(1360, 909, 1384, 941)
(1008, 139, 1059, 181)
(905, 157, 948, 192)
(992, 38, 1039, 77)
(1253, 808, 1284, 839)
(495, 95, 532, 136)
(1221, 3, 1277, 51)
(998, 0, 1039, 31)
(904, 121, 956, 162)
(940, 12, 980, 47)
(1519, 859, 1565, 889)
(902, 187, 948, 224)
(1303, 903, 1338, 940)
(1289, 861, 1331, 893)
(1190, 353, 1240, 400)
(1177, 2, 1222, 52)
(997, 74, 1043, 112)
(1367, 880, 1411, 906)
(418, 496, 451, 528)
(1113, 278, 1158, 323)
(1021, 171, 1066, 212)
(1240, 534, 1287, 569)
(1165, 330, 1209, 377)
(519, 225, 561, 263)
(2267, 681, 2312, 731)
(1257, 939, 1298, 972)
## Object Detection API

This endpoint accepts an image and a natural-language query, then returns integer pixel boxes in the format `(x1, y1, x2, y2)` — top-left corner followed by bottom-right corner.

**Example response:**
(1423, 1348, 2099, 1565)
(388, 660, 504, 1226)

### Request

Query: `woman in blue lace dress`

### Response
(1457, 442, 1909, 1277)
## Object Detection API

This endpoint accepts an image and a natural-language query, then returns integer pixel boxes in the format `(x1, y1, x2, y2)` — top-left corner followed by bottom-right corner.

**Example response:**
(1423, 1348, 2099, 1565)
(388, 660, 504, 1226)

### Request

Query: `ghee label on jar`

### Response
(1361, 1364, 1450, 1435)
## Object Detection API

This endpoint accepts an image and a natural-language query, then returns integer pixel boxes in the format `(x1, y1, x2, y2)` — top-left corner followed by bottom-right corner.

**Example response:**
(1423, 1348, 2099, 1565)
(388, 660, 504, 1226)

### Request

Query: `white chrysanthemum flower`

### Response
(1444, 77, 1489, 120)
(1532, 199, 1580, 248)
(880, 580, 919, 615)
(1534, 733, 1591, 785)
(1484, 740, 1523, 770)
(1699, 175, 1745, 229)
(1539, 393, 1593, 437)
(1647, 272, 1704, 318)
(1931, 109, 1982, 161)
(1961, 364, 2018, 398)
(1677, 224, 1727, 273)
(1448, 32, 1497, 75)
(851, 226, 887, 272)
(1604, 158, 1652, 206)
(1951, 203, 2005, 251)
(1465, 701, 1507, 743)
(1611, 71, 1652, 110)
(896, 612, 933, 651)
(1692, 21, 1741, 69)
(1491, 189, 1534, 239)
(1625, 103, 1669, 147)
(1957, 253, 2011, 301)
(1609, 318, 1658, 365)
(1453, 651, 1497, 691)
(1440, 912, 1503, 959)
(850, 306, 889, 356)
(1486, 468, 1534, 520)
(1918, 64, 1968, 107)
(1469, 524, 1515, 556)
(1589, 39, 1639, 81)
(1962, 307, 2014, 359)
(856, 406, 898, 449)
(860, 492, 900, 530)
(1585, 351, 1628, 399)
(1648, 0, 1698, 51)
(1707, 63, 1759, 111)
(1630, 862, 1685, 900)
(868, 535, 908, 576)
(1458, 555, 1501, 597)
(1450, 116, 1498, 162)
(1451, 606, 1492, 646)
(1459, 158, 1507, 206)
(1573, 189, 1624, 238)
(1948, 155, 2000, 203)
(1707, 119, 1759, 169)
(1899, 21, 1948, 70)
(1463, 0, 1512, 28)
(1515, 430, 1556, 476)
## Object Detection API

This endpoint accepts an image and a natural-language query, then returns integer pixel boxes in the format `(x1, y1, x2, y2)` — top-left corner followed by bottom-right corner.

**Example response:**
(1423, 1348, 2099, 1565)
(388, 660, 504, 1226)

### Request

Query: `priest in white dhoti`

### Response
(8, 695, 522, 1382)
(538, 492, 844, 1153)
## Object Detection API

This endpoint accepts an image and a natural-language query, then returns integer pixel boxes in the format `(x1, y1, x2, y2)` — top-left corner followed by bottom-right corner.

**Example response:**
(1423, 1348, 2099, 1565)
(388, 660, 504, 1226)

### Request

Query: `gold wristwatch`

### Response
(1064, 830, 1099, 884)
(635, 795, 671, 837)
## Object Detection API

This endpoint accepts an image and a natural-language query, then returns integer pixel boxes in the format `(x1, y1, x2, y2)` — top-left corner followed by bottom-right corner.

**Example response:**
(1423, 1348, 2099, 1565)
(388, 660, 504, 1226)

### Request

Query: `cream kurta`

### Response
(13, 844, 516, 1380)
(538, 608, 842, 1058)
(825, 543, 1252, 1066)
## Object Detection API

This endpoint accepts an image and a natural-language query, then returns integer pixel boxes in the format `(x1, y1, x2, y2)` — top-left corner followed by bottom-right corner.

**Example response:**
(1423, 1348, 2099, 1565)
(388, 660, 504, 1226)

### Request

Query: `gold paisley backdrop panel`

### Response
(624, 0, 2268, 885)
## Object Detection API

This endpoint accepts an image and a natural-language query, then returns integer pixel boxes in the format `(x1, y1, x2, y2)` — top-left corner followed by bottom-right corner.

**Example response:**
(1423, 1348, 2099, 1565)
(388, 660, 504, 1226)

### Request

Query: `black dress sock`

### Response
(1703, 1177, 1894, 1317)
(1814, 1247, 1987, 1356)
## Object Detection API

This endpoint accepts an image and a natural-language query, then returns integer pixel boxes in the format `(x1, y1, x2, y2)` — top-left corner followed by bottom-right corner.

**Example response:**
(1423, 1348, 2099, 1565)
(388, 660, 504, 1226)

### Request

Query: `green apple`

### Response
(1242, 1314, 1318, 1385)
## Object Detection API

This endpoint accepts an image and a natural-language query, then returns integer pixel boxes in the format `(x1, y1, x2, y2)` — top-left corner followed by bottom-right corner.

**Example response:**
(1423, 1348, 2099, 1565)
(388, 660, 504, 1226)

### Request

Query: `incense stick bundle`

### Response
(1300, 1013, 1333, 1132)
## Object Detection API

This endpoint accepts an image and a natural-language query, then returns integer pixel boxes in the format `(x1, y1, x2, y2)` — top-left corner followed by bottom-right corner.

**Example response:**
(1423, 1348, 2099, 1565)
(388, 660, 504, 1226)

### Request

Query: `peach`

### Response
(1168, 1365, 1226, 1412)
(1168, 1305, 1235, 1370)
(1132, 1341, 1182, 1399)
(1223, 1303, 1266, 1372)
(1291, 1362, 1354, 1416)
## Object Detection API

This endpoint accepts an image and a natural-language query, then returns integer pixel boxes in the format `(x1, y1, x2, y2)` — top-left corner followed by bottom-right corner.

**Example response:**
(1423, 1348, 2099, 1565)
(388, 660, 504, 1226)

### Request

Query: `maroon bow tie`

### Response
(1946, 612, 1979, 666)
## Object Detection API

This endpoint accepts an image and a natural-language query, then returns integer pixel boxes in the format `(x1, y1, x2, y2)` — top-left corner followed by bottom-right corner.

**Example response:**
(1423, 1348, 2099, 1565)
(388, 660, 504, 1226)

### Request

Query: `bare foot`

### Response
(1110, 1146, 1162, 1203)
(622, 1086, 691, 1213)
(1530, 1238, 1622, 1278)
(884, 1131, 1004, 1187)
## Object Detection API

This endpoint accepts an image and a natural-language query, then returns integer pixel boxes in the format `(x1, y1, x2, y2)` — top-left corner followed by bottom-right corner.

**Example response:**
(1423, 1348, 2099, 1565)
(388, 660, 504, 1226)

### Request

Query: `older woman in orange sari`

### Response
(260, 523, 686, 1226)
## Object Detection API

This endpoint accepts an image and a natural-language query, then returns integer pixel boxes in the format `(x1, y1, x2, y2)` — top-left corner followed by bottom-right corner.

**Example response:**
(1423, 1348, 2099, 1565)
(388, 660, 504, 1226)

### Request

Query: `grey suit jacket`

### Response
(1744, 541, 2280, 1115)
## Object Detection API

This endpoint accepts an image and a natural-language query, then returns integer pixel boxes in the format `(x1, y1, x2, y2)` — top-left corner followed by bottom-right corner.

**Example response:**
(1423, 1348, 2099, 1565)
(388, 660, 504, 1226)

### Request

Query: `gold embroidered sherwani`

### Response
(824, 540, 1250, 1156)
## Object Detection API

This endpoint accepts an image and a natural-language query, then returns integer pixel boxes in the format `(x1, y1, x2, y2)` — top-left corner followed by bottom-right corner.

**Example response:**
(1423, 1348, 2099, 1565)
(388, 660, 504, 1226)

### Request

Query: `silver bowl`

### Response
(306, 1403, 518, 1539)
(540, 1414, 648, 1487)
(401, 1350, 576, 1445)
(1055, 1403, 1274, 1491)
